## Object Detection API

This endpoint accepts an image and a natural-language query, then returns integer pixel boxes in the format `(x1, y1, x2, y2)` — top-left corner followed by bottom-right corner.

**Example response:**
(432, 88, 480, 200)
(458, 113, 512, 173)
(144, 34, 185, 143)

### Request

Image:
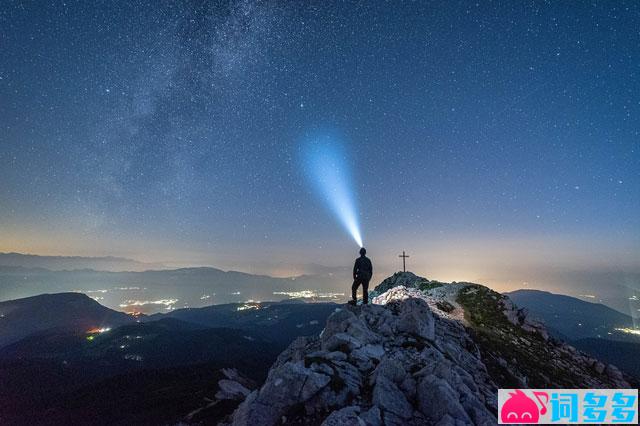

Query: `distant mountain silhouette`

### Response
(0, 252, 166, 272)
(0, 265, 348, 313)
(505, 289, 635, 341)
(0, 293, 134, 348)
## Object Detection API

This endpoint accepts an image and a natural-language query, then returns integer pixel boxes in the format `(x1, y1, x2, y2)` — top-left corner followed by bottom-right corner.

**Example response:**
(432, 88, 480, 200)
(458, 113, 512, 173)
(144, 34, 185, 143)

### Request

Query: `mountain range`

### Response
(1, 271, 638, 424)
(3, 252, 639, 318)
(506, 289, 636, 341)
(506, 289, 640, 378)
(0, 294, 335, 425)
(0, 292, 134, 347)
(0, 267, 345, 315)
(0, 252, 167, 272)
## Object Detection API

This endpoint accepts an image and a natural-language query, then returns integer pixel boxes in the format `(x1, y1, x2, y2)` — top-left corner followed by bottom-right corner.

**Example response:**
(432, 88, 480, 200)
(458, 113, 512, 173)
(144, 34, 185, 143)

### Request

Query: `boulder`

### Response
(321, 406, 363, 426)
(215, 379, 251, 400)
(360, 344, 385, 360)
(372, 375, 412, 419)
(416, 374, 471, 424)
(395, 298, 435, 341)
(322, 332, 363, 353)
(359, 406, 382, 426)
(373, 358, 406, 384)
(231, 361, 331, 426)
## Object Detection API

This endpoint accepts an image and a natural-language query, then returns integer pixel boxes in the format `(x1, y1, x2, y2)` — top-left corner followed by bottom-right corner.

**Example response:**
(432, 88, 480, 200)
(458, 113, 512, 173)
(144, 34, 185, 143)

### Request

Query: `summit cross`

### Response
(398, 250, 410, 272)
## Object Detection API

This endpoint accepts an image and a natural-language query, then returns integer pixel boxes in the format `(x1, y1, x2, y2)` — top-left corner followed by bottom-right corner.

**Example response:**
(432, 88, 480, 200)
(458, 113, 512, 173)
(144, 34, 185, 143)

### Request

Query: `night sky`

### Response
(1, 1, 639, 291)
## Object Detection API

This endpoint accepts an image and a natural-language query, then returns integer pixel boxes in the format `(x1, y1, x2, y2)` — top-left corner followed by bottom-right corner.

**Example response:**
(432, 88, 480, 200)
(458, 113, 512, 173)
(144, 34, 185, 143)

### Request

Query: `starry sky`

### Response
(1, 1, 639, 291)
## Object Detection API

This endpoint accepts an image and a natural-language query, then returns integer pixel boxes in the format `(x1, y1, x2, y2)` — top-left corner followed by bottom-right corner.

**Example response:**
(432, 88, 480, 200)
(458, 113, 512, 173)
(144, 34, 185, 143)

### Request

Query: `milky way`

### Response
(1, 1, 638, 286)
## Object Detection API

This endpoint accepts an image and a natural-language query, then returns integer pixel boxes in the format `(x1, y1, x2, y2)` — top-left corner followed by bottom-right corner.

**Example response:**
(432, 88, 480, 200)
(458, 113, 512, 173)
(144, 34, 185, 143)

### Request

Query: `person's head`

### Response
(359, 247, 366, 256)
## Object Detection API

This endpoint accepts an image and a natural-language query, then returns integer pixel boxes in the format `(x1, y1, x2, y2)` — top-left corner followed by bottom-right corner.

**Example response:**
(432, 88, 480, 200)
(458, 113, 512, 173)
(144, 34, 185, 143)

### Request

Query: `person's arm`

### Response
(353, 259, 358, 279)
(369, 259, 373, 278)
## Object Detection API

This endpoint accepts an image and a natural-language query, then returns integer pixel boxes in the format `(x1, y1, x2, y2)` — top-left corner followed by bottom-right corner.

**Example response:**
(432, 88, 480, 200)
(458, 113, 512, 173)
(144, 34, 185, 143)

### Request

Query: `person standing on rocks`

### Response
(350, 247, 373, 305)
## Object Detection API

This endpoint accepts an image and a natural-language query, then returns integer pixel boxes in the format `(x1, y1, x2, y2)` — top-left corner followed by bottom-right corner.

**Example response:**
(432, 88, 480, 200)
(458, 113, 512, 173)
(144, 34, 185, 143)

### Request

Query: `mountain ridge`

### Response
(0, 292, 134, 348)
(0, 252, 167, 272)
(221, 272, 632, 426)
(505, 289, 635, 340)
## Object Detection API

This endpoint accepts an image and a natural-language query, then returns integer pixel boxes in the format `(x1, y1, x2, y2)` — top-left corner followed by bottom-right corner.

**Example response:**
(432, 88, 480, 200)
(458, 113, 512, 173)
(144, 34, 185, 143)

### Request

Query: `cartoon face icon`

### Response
(501, 390, 548, 423)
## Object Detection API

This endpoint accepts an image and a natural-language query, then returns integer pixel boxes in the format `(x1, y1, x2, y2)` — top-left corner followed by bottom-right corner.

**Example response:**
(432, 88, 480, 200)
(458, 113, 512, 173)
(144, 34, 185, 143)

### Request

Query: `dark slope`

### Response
(570, 338, 640, 379)
(0, 297, 338, 425)
(505, 289, 634, 340)
(153, 301, 338, 344)
(0, 318, 279, 425)
(0, 293, 134, 348)
(505, 289, 640, 381)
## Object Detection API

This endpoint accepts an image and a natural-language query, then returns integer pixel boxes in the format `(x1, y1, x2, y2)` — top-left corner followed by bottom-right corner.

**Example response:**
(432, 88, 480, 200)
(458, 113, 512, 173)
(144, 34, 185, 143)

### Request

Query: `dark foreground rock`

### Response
(222, 273, 632, 426)
(226, 288, 497, 425)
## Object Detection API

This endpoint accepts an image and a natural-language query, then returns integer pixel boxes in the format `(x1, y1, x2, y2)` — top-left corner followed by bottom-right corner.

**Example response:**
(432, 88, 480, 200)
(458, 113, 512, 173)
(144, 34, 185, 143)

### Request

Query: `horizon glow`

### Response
(302, 133, 363, 248)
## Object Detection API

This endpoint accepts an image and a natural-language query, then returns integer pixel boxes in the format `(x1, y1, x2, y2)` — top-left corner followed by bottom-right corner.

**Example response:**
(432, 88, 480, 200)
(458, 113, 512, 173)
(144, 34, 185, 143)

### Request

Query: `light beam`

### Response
(302, 132, 363, 247)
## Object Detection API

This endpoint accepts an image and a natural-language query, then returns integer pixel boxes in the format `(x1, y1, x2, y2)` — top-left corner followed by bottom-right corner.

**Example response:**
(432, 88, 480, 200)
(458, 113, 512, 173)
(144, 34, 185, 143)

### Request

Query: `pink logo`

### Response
(500, 389, 548, 423)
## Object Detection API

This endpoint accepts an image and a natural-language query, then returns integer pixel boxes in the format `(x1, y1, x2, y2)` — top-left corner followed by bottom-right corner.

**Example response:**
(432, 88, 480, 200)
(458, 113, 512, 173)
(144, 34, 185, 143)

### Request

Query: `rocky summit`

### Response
(222, 272, 631, 426)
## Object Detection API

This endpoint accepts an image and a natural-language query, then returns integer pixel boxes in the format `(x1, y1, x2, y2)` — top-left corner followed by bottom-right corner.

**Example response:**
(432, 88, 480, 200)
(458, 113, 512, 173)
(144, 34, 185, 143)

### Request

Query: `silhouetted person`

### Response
(350, 247, 372, 305)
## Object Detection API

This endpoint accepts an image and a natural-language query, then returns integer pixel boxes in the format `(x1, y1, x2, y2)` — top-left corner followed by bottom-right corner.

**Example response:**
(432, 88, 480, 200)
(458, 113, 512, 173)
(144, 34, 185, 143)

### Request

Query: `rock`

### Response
(434, 414, 457, 426)
(395, 298, 435, 341)
(216, 379, 251, 400)
(332, 359, 363, 395)
(321, 308, 378, 348)
(399, 375, 417, 400)
(373, 358, 406, 384)
(359, 406, 382, 426)
(321, 406, 363, 426)
(321, 309, 358, 339)
(360, 344, 385, 360)
(460, 393, 495, 426)
(417, 374, 471, 424)
(370, 271, 424, 296)
(221, 368, 256, 390)
(349, 347, 375, 371)
(306, 350, 348, 363)
(230, 391, 261, 426)
(605, 364, 625, 383)
(228, 273, 630, 426)
(326, 351, 349, 361)
(231, 361, 331, 426)
(502, 296, 550, 340)
(322, 332, 363, 353)
(372, 285, 426, 305)
(275, 336, 316, 364)
(372, 375, 412, 419)
(309, 361, 334, 376)
(383, 411, 412, 426)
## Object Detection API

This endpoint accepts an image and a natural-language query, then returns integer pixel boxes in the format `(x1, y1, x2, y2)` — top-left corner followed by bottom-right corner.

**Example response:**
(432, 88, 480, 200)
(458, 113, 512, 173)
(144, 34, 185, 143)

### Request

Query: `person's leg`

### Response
(351, 279, 359, 302)
(362, 280, 369, 304)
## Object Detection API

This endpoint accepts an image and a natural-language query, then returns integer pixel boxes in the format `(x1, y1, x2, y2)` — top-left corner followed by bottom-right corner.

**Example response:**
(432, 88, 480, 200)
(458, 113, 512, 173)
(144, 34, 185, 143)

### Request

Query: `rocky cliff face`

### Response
(222, 273, 631, 426)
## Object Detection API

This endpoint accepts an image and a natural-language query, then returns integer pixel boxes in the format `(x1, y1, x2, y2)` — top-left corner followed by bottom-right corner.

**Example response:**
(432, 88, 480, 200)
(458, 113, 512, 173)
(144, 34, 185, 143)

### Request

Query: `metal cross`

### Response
(398, 250, 409, 272)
